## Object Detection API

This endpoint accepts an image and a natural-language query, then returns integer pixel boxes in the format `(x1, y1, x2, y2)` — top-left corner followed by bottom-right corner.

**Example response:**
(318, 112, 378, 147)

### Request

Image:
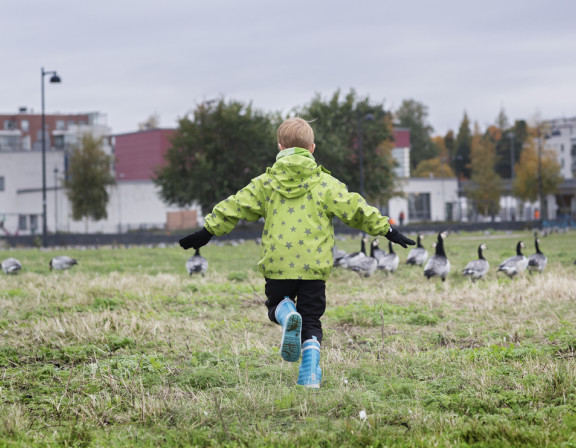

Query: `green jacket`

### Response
(204, 147, 390, 280)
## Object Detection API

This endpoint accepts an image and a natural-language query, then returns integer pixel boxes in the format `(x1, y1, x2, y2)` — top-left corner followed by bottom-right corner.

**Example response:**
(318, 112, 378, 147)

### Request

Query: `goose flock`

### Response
(330, 231, 558, 282)
(0, 232, 567, 281)
(1, 255, 78, 274)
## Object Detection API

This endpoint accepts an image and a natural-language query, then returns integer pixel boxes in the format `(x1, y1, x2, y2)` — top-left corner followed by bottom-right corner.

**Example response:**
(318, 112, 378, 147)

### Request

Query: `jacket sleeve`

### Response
(204, 176, 267, 237)
(325, 176, 390, 236)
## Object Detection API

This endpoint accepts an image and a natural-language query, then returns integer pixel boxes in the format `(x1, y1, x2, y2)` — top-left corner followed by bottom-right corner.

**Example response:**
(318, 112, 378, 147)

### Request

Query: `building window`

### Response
(561, 144, 564, 153)
(21, 119, 30, 132)
(29, 215, 39, 233)
(54, 135, 65, 149)
(18, 215, 27, 231)
(0, 176, 4, 191)
(408, 192, 431, 221)
(3, 120, 16, 130)
(56, 120, 66, 130)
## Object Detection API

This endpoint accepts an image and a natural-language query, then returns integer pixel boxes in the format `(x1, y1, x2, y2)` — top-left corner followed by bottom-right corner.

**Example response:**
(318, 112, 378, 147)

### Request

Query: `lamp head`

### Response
(49, 74, 61, 83)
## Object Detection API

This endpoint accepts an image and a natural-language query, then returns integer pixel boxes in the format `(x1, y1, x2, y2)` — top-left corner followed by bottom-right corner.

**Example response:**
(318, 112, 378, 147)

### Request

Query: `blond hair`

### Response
(277, 117, 314, 149)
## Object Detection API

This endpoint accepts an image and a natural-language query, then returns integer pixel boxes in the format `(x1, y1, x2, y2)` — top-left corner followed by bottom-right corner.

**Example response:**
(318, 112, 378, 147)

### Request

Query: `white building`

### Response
(0, 114, 194, 236)
(388, 177, 460, 224)
(544, 117, 576, 179)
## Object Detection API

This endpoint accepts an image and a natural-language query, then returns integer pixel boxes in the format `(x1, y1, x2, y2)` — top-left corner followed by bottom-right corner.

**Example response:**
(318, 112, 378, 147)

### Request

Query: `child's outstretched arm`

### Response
(326, 178, 414, 247)
(179, 176, 266, 250)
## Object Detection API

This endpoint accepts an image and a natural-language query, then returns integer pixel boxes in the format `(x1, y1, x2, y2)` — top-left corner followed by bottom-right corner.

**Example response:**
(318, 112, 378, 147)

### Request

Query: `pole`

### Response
(537, 127, 544, 223)
(41, 68, 47, 247)
(357, 112, 365, 198)
(508, 132, 515, 221)
(54, 167, 58, 233)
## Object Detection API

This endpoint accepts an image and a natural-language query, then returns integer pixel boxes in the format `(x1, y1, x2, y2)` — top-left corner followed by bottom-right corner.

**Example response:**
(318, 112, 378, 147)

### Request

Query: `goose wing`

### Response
(461, 259, 489, 279)
(348, 256, 378, 277)
(424, 255, 450, 279)
(528, 253, 547, 272)
(406, 247, 428, 265)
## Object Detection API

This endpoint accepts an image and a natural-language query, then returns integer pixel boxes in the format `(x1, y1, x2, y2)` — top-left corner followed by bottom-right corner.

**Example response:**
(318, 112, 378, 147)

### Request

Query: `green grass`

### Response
(1, 230, 576, 447)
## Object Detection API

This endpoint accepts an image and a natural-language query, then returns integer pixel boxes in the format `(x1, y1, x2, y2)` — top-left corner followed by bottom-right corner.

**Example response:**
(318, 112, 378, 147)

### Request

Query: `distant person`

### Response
(534, 209, 540, 220)
(399, 210, 405, 226)
(178, 117, 415, 389)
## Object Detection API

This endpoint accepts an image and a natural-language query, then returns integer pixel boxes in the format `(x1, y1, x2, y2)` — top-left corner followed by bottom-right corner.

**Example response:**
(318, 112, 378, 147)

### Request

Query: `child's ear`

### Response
(309, 143, 316, 154)
(278, 143, 284, 151)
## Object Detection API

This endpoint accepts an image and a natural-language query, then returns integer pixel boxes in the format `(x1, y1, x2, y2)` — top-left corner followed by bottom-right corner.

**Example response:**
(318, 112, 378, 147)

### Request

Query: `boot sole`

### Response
(280, 312, 302, 362)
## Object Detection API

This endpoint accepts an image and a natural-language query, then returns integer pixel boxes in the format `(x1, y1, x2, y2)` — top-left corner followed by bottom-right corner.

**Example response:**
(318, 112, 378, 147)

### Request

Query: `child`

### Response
(179, 117, 415, 389)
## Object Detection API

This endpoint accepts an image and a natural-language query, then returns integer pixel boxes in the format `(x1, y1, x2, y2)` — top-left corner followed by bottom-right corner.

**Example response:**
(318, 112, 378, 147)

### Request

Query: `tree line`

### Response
(64, 89, 563, 225)
(154, 89, 563, 218)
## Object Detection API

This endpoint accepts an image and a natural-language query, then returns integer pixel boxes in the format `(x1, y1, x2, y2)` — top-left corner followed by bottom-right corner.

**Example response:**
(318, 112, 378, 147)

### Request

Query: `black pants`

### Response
(264, 279, 326, 344)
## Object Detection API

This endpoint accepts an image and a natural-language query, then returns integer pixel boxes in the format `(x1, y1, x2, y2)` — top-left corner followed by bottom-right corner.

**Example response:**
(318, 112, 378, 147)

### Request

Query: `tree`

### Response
(513, 126, 563, 204)
(495, 107, 509, 130)
(295, 89, 400, 203)
(138, 113, 160, 131)
(454, 112, 472, 178)
(394, 99, 439, 171)
(154, 99, 277, 213)
(64, 134, 116, 224)
(413, 136, 455, 178)
(494, 120, 528, 179)
(465, 124, 502, 217)
(444, 130, 455, 164)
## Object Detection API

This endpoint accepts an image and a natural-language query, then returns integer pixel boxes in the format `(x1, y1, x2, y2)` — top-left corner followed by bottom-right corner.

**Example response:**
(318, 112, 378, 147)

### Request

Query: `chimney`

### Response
(19, 107, 28, 114)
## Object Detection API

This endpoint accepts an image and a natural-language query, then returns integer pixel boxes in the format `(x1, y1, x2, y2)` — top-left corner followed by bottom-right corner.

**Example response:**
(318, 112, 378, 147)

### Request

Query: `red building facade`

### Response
(113, 129, 175, 181)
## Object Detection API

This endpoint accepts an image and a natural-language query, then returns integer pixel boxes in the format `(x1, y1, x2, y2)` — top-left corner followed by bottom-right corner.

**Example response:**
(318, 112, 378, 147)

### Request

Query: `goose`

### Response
(406, 234, 428, 266)
(497, 241, 528, 278)
(370, 239, 386, 267)
(347, 252, 378, 277)
(49, 256, 78, 271)
(332, 245, 348, 267)
(337, 237, 367, 269)
(461, 243, 489, 281)
(186, 248, 208, 276)
(1, 257, 22, 275)
(527, 237, 547, 274)
(379, 241, 400, 274)
(423, 231, 450, 281)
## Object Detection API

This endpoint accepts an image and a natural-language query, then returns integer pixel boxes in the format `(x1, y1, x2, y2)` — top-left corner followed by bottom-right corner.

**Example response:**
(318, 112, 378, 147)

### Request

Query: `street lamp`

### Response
(41, 67, 61, 247)
(357, 111, 374, 198)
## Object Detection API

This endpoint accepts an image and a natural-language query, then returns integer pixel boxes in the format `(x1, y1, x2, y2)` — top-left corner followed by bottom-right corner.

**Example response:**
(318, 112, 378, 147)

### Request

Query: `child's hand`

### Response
(179, 228, 213, 250)
(385, 227, 415, 248)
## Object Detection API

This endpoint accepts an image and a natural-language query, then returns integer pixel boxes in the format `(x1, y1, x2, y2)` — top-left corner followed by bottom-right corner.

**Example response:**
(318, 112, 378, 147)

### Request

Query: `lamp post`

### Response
(54, 167, 59, 234)
(41, 67, 61, 247)
(506, 132, 516, 221)
(357, 111, 374, 198)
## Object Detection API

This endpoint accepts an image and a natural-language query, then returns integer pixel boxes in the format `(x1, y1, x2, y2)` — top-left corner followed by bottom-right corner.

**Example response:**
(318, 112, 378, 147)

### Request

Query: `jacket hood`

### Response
(267, 147, 328, 198)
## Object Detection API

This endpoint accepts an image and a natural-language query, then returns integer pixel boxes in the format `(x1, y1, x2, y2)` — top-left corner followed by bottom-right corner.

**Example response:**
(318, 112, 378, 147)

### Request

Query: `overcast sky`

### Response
(2, 0, 575, 137)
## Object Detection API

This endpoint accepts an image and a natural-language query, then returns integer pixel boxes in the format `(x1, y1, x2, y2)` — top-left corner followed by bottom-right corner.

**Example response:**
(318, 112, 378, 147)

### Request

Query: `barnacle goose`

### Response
(186, 248, 208, 277)
(497, 241, 528, 278)
(370, 239, 386, 268)
(406, 233, 428, 266)
(2, 257, 22, 275)
(49, 256, 78, 271)
(423, 231, 450, 281)
(379, 241, 400, 274)
(337, 237, 367, 269)
(461, 243, 489, 281)
(527, 237, 547, 274)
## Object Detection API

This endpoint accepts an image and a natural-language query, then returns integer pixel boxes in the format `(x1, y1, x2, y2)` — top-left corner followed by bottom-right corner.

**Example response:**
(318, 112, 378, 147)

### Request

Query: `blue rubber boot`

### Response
(274, 297, 302, 362)
(297, 336, 321, 389)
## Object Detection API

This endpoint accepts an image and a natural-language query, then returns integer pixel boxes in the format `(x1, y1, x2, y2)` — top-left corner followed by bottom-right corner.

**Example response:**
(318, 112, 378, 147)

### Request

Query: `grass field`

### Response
(1, 229, 576, 447)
